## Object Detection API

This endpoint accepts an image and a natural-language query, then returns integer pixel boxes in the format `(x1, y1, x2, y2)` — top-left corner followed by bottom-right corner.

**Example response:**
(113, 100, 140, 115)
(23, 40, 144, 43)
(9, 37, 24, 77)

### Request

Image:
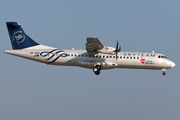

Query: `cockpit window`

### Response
(158, 55, 167, 59)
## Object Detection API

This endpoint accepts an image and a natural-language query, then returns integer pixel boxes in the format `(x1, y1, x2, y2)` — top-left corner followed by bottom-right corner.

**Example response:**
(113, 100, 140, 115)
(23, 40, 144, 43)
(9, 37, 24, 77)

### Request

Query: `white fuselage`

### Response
(5, 48, 175, 70)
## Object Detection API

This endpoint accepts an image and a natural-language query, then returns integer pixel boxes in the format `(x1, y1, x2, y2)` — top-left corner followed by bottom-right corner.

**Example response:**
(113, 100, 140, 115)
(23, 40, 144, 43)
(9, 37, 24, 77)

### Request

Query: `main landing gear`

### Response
(93, 65, 101, 75)
(162, 69, 166, 76)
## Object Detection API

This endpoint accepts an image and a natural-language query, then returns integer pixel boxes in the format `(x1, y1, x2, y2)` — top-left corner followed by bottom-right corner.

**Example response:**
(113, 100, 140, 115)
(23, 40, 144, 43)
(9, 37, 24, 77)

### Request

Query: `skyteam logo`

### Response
(13, 31, 25, 43)
(140, 59, 155, 64)
(40, 49, 68, 63)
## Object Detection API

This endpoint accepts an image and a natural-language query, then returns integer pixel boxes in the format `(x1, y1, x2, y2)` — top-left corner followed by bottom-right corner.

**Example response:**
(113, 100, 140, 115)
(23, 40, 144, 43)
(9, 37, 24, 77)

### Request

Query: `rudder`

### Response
(6, 22, 39, 49)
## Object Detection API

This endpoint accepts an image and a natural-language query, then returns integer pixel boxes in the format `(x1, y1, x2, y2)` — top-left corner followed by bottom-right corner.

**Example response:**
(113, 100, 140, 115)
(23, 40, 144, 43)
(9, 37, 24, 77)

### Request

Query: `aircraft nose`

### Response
(171, 62, 175, 68)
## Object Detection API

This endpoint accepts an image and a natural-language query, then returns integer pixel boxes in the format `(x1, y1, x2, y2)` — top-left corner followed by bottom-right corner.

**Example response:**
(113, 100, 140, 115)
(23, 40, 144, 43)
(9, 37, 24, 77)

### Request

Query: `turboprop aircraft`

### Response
(5, 22, 175, 75)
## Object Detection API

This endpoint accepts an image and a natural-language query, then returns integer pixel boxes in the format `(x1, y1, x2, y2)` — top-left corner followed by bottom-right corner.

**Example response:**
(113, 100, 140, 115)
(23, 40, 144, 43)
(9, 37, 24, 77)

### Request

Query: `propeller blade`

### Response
(115, 41, 119, 60)
(116, 41, 119, 51)
(119, 46, 121, 52)
(115, 41, 121, 60)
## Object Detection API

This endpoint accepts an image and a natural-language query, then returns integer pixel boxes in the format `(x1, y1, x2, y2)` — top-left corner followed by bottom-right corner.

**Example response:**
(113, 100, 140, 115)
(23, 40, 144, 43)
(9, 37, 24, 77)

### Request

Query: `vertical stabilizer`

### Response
(6, 22, 39, 49)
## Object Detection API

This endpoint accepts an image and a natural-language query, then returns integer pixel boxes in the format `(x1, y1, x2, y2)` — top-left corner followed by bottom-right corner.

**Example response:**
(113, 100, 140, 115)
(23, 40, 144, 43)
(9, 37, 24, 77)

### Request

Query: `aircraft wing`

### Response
(86, 37, 103, 52)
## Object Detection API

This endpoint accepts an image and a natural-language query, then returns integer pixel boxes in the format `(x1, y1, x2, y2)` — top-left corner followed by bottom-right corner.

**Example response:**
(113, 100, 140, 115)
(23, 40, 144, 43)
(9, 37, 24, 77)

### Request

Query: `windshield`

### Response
(158, 55, 167, 59)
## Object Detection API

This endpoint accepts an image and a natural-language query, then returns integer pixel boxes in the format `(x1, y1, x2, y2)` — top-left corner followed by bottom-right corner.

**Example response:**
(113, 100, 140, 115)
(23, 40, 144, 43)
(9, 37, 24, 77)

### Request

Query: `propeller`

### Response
(115, 41, 121, 60)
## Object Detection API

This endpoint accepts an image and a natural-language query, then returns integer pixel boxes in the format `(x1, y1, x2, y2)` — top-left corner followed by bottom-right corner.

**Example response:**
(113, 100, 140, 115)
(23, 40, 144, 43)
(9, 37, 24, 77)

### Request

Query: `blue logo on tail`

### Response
(13, 31, 25, 43)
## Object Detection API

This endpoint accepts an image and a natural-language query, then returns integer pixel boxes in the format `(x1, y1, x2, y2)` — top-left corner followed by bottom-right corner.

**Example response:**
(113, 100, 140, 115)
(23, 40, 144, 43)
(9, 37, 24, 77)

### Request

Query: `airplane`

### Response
(5, 22, 175, 75)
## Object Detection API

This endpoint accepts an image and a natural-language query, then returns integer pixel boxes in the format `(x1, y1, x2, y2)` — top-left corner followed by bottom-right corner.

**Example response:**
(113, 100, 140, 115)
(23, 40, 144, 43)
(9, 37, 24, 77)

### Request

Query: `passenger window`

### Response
(130, 57, 132, 59)
(124, 57, 125, 59)
(71, 54, 73, 57)
(127, 57, 129, 59)
(103, 56, 105, 58)
(120, 56, 122, 59)
(82, 55, 84, 57)
(106, 56, 108, 58)
(89, 55, 91, 57)
(137, 57, 139, 59)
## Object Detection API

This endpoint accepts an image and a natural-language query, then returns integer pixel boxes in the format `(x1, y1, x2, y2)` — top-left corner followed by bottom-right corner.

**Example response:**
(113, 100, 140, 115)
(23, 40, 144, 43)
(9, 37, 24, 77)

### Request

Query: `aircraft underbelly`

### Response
(118, 64, 161, 70)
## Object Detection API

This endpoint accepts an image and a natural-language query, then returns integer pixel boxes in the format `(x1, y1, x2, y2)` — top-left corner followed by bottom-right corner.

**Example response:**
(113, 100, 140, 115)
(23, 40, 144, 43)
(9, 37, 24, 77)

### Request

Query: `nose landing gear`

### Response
(162, 72, 166, 75)
(93, 65, 101, 75)
(162, 69, 166, 76)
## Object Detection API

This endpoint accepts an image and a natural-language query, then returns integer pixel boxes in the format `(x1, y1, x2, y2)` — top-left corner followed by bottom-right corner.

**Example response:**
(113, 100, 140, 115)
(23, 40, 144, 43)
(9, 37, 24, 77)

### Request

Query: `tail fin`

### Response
(6, 22, 39, 49)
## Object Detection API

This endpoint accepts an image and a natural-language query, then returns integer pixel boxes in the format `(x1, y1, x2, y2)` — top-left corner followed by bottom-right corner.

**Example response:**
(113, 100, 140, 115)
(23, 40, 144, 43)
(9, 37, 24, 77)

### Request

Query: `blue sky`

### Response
(1, 0, 180, 120)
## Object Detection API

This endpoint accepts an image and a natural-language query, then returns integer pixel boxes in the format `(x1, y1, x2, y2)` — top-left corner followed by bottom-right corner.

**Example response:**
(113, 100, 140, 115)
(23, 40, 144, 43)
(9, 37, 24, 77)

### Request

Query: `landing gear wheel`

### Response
(161, 69, 166, 76)
(162, 72, 166, 75)
(93, 65, 101, 75)
(93, 67, 98, 72)
(95, 71, 100, 75)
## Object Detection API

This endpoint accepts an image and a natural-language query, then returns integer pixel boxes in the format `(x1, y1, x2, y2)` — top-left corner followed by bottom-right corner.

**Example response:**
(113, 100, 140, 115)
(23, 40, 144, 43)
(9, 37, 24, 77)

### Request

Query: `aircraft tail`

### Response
(6, 22, 39, 49)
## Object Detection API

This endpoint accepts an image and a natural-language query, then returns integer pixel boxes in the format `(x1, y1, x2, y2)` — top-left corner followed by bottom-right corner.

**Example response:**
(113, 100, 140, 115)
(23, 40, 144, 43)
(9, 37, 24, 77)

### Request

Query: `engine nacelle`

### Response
(97, 46, 116, 54)
(101, 62, 118, 68)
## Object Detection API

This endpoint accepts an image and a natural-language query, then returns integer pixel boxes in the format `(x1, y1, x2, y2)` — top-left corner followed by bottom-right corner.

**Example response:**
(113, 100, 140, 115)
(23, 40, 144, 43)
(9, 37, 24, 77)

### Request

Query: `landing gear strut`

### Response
(93, 65, 101, 75)
(162, 69, 166, 76)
